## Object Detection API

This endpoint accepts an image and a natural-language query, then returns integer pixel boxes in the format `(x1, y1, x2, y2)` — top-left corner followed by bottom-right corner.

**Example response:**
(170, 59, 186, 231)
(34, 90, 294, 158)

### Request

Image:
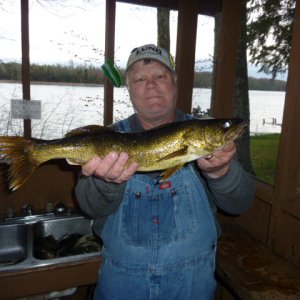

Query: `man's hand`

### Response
(81, 152, 139, 184)
(197, 142, 236, 179)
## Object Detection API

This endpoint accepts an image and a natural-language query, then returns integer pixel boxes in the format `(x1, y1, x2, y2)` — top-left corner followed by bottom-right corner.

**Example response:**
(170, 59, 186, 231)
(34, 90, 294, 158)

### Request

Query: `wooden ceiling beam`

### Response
(117, 0, 222, 16)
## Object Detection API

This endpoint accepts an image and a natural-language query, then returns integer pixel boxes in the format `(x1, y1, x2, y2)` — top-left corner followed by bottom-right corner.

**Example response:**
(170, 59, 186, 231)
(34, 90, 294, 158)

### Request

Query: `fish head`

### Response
(186, 118, 247, 156)
(221, 118, 247, 141)
(203, 118, 247, 150)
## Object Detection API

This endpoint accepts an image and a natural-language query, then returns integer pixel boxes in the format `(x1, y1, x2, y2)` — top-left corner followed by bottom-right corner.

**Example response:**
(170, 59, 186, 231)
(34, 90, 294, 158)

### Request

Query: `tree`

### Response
(212, 3, 254, 174)
(233, 2, 255, 174)
(157, 8, 170, 51)
(247, 0, 296, 79)
(210, 12, 221, 116)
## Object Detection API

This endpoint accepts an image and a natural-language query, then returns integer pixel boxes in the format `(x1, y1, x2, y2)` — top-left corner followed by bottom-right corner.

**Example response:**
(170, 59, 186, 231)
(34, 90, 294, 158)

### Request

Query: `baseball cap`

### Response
(126, 44, 175, 73)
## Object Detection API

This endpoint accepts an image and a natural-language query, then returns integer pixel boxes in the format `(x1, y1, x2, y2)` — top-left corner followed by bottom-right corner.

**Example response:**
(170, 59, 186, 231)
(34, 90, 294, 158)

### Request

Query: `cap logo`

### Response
(134, 45, 162, 56)
(126, 44, 175, 73)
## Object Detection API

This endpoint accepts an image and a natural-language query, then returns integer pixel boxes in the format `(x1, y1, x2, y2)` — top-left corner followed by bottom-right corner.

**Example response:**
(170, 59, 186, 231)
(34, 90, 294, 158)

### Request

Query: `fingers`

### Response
(102, 152, 138, 183)
(81, 152, 139, 183)
(197, 142, 237, 178)
(96, 152, 121, 178)
(82, 156, 103, 176)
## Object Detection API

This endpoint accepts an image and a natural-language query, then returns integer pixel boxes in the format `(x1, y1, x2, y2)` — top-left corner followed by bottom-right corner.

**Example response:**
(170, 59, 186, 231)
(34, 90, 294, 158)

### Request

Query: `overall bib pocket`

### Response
(121, 184, 196, 247)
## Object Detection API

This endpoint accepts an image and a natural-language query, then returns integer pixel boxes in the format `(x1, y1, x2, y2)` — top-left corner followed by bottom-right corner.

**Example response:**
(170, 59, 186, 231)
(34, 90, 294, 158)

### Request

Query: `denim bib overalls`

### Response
(93, 116, 218, 300)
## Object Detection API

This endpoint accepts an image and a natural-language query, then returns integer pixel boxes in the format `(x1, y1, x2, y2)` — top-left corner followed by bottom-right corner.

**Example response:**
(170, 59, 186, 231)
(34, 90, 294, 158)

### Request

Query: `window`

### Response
(0, 0, 106, 139)
(0, 0, 23, 136)
(192, 15, 214, 118)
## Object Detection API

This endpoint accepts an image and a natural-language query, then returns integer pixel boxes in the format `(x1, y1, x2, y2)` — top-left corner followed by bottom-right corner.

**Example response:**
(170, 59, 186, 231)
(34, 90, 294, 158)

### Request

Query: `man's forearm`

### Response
(205, 160, 255, 214)
(75, 174, 126, 218)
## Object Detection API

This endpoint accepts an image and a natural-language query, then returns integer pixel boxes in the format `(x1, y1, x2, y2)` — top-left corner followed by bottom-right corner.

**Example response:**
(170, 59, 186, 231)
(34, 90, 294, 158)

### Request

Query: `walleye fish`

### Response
(0, 118, 246, 191)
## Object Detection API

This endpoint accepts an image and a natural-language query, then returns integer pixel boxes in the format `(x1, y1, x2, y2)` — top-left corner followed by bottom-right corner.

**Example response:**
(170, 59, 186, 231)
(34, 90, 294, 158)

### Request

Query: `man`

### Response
(76, 44, 255, 300)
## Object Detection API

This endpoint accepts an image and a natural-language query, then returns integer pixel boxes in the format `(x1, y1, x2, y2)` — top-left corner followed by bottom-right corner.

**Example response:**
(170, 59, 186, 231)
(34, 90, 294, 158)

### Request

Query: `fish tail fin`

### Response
(0, 136, 39, 191)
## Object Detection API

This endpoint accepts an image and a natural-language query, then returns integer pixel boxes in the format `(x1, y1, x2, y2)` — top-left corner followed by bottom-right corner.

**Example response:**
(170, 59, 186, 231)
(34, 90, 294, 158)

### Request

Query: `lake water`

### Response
(0, 82, 285, 139)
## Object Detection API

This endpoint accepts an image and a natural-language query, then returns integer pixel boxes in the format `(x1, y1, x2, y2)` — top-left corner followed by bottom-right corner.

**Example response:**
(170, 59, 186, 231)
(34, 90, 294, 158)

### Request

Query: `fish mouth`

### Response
(236, 121, 247, 137)
(224, 121, 247, 141)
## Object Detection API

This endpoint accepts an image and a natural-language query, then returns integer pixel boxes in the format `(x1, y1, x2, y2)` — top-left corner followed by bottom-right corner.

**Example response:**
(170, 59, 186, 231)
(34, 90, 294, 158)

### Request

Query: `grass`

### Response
(250, 133, 280, 185)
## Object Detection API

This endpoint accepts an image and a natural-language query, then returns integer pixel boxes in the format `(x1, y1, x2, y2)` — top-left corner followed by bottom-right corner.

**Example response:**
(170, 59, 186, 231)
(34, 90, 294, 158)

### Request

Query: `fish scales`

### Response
(0, 118, 246, 191)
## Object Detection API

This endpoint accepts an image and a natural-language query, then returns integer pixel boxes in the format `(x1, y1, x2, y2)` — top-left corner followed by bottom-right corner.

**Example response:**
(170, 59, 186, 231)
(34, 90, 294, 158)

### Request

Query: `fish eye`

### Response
(223, 121, 232, 129)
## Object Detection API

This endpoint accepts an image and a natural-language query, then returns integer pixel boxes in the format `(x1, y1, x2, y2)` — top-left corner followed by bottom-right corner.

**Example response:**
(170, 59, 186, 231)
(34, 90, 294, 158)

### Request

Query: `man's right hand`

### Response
(82, 152, 139, 184)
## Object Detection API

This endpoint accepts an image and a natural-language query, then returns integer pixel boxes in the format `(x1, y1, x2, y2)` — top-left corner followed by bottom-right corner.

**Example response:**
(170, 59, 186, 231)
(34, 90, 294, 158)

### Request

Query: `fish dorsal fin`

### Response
(157, 146, 188, 162)
(65, 125, 114, 138)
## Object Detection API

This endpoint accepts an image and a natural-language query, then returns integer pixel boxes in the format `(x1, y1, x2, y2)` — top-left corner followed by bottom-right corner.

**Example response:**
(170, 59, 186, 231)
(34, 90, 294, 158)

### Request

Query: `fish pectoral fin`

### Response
(65, 125, 114, 138)
(160, 164, 185, 181)
(157, 146, 188, 162)
(66, 158, 86, 165)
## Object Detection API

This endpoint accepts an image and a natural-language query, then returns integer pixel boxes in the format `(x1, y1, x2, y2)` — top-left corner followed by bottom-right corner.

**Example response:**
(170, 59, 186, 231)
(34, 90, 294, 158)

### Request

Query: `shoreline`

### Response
(0, 82, 283, 136)
(0, 80, 285, 93)
(0, 79, 103, 88)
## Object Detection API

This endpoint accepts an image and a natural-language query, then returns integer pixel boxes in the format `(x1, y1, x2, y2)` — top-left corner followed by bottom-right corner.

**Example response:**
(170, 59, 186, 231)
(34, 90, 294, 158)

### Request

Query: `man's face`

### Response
(126, 60, 177, 124)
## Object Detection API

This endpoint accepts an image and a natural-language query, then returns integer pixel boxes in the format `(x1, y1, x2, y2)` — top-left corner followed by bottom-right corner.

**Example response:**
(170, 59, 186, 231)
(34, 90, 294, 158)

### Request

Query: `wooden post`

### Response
(21, 0, 31, 138)
(103, 0, 116, 126)
(175, 0, 199, 114)
(212, 0, 242, 118)
(268, 0, 300, 247)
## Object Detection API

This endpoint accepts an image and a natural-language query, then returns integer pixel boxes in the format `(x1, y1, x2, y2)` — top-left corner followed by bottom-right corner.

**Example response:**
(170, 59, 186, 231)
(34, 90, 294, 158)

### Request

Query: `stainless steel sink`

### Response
(33, 215, 101, 260)
(0, 223, 28, 267)
(0, 214, 102, 272)
(33, 215, 92, 240)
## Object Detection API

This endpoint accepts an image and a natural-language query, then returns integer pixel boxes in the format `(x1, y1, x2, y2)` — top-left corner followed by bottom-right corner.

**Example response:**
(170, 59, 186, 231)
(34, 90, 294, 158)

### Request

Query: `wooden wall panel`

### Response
(273, 211, 300, 266)
(218, 196, 272, 245)
(0, 258, 100, 299)
(0, 162, 79, 218)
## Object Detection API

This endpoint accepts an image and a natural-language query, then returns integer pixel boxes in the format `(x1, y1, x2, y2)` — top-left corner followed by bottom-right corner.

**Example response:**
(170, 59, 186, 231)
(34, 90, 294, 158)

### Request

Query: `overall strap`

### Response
(183, 113, 194, 121)
(115, 118, 132, 133)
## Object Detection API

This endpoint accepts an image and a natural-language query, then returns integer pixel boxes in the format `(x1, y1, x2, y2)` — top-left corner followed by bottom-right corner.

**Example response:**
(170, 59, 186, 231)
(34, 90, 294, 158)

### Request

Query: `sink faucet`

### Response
(21, 204, 34, 216)
(55, 202, 67, 213)
(5, 206, 14, 218)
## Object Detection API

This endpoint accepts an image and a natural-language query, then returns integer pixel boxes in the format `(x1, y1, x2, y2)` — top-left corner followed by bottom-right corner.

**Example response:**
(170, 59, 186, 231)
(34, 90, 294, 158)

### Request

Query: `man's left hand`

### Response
(197, 142, 237, 179)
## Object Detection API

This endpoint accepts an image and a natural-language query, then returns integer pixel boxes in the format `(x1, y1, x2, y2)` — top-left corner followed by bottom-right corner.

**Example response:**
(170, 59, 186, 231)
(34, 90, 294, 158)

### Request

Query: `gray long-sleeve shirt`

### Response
(75, 112, 255, 236)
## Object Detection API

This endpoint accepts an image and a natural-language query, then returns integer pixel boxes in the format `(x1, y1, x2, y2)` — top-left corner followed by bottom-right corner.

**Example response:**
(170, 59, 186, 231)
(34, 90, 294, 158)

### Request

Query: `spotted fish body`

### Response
(0, 118, 246, 191)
